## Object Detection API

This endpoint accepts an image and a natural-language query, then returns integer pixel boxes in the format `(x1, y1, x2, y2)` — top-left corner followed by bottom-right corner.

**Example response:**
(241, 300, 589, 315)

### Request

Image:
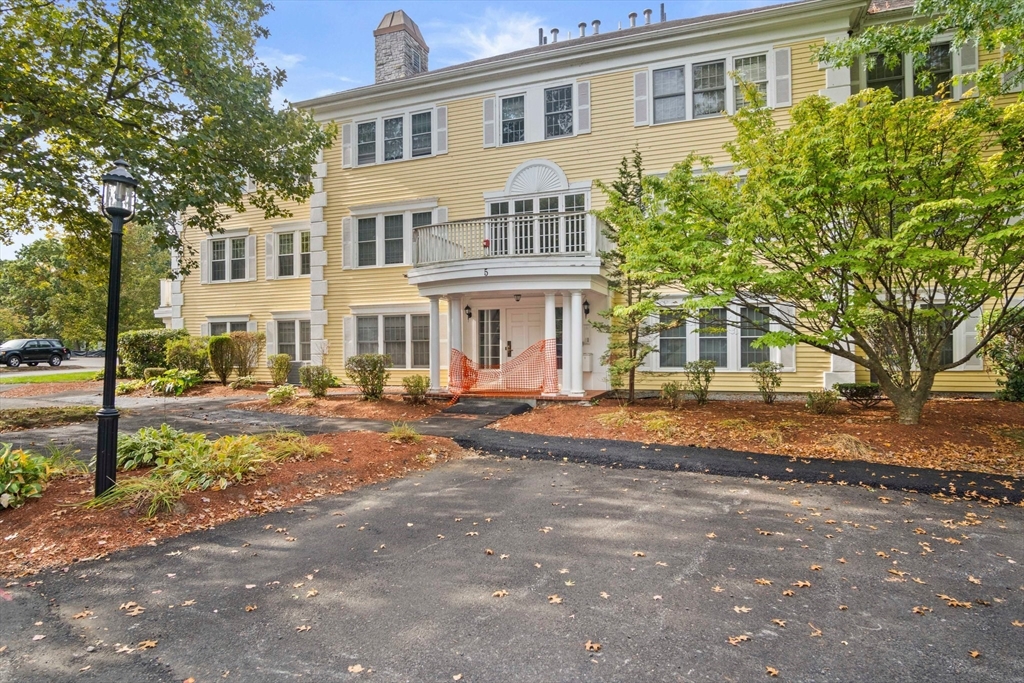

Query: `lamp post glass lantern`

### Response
(95, 159, 139, 496)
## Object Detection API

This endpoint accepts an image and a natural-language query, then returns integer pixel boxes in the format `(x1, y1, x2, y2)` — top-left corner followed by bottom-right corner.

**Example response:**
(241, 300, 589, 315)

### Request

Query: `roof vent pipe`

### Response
(660, 3, 667, 21)
(550, 27, 559, 43)
(578, 22, 587, 37)
(592, 19, 600, 35)
(628, 12, 637, 27)
(643, 8, 652, 25)
(538, 28, 543, 46)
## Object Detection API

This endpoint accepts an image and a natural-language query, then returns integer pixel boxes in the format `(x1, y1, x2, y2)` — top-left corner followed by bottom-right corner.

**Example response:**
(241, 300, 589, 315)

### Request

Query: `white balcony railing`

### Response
(413, 211, 593, 266)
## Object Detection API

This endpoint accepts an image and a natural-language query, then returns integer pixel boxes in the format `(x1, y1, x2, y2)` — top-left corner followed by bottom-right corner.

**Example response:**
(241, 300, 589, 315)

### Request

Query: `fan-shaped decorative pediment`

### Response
(504, 159, 569, 195)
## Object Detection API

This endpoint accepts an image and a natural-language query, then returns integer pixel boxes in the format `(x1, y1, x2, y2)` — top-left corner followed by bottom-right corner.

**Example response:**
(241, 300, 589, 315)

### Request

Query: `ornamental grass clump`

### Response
(385, 422, 421, 444)
(806, 389, 841, 415)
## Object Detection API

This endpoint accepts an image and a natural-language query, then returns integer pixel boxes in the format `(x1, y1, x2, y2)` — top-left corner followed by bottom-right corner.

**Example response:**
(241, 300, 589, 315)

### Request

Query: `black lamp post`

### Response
(95, 159, 138, 496)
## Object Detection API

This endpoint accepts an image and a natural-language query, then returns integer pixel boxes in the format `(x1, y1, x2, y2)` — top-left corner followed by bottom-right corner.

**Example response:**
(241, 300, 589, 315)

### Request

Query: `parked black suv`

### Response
(0, 339, 72, 368)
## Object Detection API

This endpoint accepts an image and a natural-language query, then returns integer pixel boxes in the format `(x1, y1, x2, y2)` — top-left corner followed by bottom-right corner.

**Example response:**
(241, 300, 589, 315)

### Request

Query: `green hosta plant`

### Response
(267, 384, 296, 405)
(147, 369, 202, 396)
(114, 424, 188, 471)
(0, 443, 48, 508)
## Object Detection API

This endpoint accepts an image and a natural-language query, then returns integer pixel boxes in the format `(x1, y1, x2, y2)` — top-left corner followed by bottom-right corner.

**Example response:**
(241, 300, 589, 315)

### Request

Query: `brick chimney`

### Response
(374, 10, 429, 83)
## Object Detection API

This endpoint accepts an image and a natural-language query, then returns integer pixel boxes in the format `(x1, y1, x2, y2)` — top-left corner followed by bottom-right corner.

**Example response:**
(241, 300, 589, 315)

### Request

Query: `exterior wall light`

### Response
(464, 305, 472, 319)
(514, 294, 521, 302)
(583, 299, 590, 316)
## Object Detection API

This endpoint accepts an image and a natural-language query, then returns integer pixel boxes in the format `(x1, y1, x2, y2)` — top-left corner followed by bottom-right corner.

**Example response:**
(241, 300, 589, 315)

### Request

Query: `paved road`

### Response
(0, 356, 105, 379)
(2, 455, 1022, 683)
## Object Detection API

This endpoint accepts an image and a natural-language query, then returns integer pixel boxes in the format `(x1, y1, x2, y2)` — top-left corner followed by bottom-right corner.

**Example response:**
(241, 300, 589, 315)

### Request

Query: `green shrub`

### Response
(834, 382, 883, 408)
(299, 365, 335, 398)
(230, 375, 257, 390)
(165, 336, 211, 376)
(115, 424, 188, 470)
(661, 380, 683, 409)
(208, 335, 233, 385)
(269, 353, 292, 386)
(684, 360, 716, 405)
(147, 369, 202, 396)
(118, 329, 188, 378)
(983, 319, 1024, 401)
(93, 369, 104, 381)
(230, 331, 265, 379)
(267, 384, 296, 405)
(806, 389, 841, 415)
(402, 375, 430, 403)
(143, 367, 167, 380)
(345, 354, 391, 400)
(749, 361, 783, 405)
(386, 422, 421, 443)
(0, 443, 48, 508)
(116, 379, 147, 395)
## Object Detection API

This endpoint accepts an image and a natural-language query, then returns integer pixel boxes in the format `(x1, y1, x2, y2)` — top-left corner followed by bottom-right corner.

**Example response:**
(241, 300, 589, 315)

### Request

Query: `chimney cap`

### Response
(373, 10, 429, 52)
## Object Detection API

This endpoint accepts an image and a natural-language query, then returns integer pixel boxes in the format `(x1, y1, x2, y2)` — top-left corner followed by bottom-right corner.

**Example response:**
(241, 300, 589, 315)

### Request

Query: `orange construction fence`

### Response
(448, 339, 557, 396)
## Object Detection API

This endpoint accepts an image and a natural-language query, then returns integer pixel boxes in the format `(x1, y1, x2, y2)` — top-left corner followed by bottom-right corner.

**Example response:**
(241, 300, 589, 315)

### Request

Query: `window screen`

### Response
(357, 121, 376, 165)
(660, 312, 686, 367)
(358, 217, 376, 267)
(384, 117, 403, 161)
(653, 67, 686, 123)
(699, 308, 728, 367)
(384, 214, 404, 265)
(740, 306, 770, 367)
(356, 316, 378, 355)
(501, 96, 525, 144)
(411, 112, 431, 157)
(544, 85, 573, 138)
(383, 315, 406, 367)
(733, 54, 768, 108)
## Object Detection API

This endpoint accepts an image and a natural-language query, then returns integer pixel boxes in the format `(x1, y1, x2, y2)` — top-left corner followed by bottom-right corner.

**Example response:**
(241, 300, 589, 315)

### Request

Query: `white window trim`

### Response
(354, 106, 440, 166)
(493, 79, 585, 147)
(207, 229, 251, 284)
(642, 43, 775, 127)
(350, 308, 432, 370)
(270, 313, 313, 364)
(859, 33, 970, 101)
(652, 299, 796, 373)
(271, 223, 312, 280)
(206, 315, 251, 324)
(348, 199, 439, 269)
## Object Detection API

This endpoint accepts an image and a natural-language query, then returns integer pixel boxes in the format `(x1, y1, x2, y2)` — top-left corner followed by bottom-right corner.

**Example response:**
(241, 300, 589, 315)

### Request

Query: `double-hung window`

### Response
(357, 122, 376, 165)
(659, 312, 687, 368)
(356, 316, 378, 355)
(692, 60, 727, 118)
(277, 320, 311, 363)
(699, 308, 728, 367)
(501, 96, 525, 144)
(209, 321, 248, 336)
(411, 112, 432, 157)
(740, 306, 770, 367)
(544, 85, 573, 138)
(914, 43, 953, 98)
(211, 237, 247, 282)
(734, 54, 768, 109)
(358, 218, 377, 267)
(384, 116, 404, 161)
(277, 230, 311, 277)
(354, 314, 431, 369)
(653, 67, 686, 123)
(383, 214, 404, 265)
(866, 54, 905, 99)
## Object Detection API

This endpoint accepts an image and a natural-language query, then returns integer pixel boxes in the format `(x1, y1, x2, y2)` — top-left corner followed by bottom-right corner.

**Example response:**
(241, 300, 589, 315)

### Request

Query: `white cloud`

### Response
(428, 8, 544, 62)
(260, 46, 306, 71)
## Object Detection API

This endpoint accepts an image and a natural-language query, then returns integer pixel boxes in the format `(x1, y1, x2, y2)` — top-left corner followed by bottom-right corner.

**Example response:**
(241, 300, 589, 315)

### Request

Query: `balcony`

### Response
(412, 211, 596, 266)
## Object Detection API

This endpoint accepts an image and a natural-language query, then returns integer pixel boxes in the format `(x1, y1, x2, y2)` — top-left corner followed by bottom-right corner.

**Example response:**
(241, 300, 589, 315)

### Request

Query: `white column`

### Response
(560, 292, 573, 395)
(570, 290, 584, 396)
(449, 295, 462, 353)
(542, 292, 558, 396)
(429, 296, 441, 392)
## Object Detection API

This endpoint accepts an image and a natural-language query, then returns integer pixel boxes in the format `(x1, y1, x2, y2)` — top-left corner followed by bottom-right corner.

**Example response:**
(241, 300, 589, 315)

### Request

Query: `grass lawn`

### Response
(0, 406, 97, 432)
(0, 371, 96, 385)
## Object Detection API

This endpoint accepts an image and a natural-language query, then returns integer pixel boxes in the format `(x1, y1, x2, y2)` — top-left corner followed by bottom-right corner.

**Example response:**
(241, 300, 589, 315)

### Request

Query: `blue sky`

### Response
(2, 0, 781, 257)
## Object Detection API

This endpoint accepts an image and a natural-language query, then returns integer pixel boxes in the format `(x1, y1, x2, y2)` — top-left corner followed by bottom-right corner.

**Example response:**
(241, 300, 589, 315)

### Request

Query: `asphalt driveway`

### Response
(2, 454, 1021, 682)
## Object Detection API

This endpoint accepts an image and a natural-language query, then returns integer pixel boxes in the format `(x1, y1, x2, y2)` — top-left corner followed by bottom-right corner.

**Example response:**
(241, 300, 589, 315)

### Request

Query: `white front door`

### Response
(507, 309, 543, 364)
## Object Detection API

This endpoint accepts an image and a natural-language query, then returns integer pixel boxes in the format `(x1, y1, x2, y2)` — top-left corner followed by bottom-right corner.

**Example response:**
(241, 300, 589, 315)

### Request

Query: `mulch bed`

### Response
(232, 395, 444, 421)
(491, 398, 1024, 477)
(0, 432, 460, 578)
(1, 381, 100, 398)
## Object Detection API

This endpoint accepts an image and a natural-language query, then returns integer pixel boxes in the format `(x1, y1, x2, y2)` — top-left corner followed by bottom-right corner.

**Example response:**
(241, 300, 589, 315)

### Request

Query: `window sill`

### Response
(271, 274, 312, 281)
(352, 262, 410, 271)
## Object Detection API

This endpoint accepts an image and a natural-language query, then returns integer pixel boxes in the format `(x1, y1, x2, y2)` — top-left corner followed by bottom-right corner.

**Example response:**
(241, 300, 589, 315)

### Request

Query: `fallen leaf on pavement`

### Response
(772, 619, 786, 628)
(793, 581, 811, 588)
(810, 565, 822, 571)
(296, 625, 311, 632)
(706, 533, 717, 539)
(809, 623, 822, 637)
(72, 610, 92, 619)
(968, 576, 981, 585)
(181, 599, 196, 606)
(119, 602, 145, 616)
(600, 592, 610, 599)
(755, 578, 772, 586)
(727, 635, 750, 646)
(585, 640, 601, 652)
(970, 651, 981, 659)
(1011, 620, 1023, 627)
(485, 549, 494, 555)
(734, 606, 752, 613)
(782, 590, 795, 597)
(453, 675, 462, 681)
(766, 666, 780, 677)
(713, 586, 724, 593)
(913, 606, 932, 615)
(32, 635, 45, 641)
(548, 595, 563, 604)
(245, 605, 257, 612)
(137, 640, 157, 650)
(632, 551, 645, 557)
(348, 664, 364, 673)
(492, 590, 508, 598)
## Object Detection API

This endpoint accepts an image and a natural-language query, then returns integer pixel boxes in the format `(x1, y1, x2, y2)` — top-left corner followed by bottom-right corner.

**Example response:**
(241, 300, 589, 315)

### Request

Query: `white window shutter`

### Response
(960, 310, 984, 370)
(246, 320, 257, 333)
(439, 313, 449, 369)
(956, 40, 979, 99)
(435, 106, 448, 154)
(774, 47, 792, 107)
(200, 322, 210, 337)
(435, 206, 448, 224)
(483, 97, 496, 148)
(342, 123, 353, 168)
(343, 315, 356, 361)
(342, 217, 354, 270)
(771, 304, 797, 370)
(264, 234, 276, 280)
(200, 239, 211, 284)
(265, 320, 278, 364)
(1003, 46, 1023, 93)
(633, 72, 648, 126)
(576, 81, 591, 134)
(246, 234, 257, 281)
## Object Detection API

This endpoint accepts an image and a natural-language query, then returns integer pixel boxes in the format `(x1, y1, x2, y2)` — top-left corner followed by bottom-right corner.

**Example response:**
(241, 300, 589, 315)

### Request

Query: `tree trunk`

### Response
(877, 370, 937, 425)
